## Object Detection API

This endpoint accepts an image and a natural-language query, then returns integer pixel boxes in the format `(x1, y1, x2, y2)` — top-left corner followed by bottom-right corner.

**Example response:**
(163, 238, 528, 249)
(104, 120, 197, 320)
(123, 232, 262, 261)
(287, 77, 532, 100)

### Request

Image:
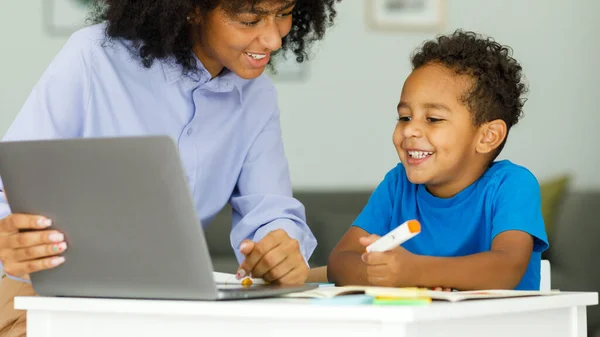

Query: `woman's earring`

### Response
(186, 15, 192, 23)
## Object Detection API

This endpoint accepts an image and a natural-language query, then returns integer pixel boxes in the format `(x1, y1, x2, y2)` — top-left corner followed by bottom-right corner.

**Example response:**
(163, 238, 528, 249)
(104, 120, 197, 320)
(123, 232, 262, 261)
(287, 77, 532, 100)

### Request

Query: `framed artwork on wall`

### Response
(365, 0, 445, 32)
(43, 0, 93, 36)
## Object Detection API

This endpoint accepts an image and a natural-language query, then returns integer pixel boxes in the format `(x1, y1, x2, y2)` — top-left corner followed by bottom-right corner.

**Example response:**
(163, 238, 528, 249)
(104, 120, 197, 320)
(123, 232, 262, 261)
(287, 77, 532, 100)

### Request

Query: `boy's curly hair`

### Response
(411, 30, 528, 155)
(89, 0, 339, 73)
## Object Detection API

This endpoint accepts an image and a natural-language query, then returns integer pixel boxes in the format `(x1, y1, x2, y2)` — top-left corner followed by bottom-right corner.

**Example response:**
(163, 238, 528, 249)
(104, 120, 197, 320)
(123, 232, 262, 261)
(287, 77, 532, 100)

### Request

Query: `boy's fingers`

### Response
(359, 234, 380, 247)
(361, 251, 387, 265)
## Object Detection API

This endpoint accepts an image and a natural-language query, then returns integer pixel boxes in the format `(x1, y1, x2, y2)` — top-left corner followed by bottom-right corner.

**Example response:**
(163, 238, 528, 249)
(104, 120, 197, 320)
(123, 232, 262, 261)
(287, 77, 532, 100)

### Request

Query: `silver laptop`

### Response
(0, 136, 316, 300)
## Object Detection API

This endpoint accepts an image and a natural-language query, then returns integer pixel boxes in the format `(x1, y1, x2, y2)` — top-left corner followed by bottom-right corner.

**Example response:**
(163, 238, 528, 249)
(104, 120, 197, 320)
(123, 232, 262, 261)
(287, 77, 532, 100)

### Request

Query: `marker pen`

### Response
(366, 219, 421, 252)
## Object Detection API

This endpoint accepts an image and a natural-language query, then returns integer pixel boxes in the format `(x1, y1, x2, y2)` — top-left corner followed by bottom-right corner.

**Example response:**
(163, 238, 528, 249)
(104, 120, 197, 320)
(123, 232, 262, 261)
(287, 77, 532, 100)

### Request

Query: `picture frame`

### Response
(43, 0, 93, 36)
(365, 0, 446, 32)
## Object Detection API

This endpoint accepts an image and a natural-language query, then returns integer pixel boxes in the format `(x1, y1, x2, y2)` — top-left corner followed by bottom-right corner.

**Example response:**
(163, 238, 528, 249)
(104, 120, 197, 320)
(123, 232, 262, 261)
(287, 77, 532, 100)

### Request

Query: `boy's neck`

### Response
(425, 160, 491, 199)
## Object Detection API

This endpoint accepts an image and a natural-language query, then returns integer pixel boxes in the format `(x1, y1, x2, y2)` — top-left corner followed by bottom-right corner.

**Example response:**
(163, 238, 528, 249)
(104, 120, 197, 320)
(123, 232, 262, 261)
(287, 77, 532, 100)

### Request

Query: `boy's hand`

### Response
(359, 234, 420, 287)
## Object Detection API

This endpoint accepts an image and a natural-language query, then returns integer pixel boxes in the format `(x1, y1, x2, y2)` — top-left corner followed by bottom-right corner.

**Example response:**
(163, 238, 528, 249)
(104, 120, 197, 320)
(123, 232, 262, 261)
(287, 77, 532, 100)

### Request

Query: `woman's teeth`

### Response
(246, 52, 266, 60)
(408, 151, 433, 159)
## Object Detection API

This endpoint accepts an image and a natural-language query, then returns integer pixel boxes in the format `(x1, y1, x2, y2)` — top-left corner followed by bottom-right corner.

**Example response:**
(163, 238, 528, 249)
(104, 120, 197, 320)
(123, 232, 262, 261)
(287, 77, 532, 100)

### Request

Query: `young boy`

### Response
(327, 30, 548, 291)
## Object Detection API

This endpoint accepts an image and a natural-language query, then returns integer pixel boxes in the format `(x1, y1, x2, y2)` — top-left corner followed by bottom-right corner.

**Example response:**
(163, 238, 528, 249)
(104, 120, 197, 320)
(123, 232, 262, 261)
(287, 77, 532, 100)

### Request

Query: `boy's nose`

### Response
(402, 122, 424, 138)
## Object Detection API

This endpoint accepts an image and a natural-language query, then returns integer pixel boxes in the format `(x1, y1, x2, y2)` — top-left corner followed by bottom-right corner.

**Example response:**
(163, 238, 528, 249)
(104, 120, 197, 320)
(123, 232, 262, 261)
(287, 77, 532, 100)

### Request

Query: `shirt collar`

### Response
(159, 55, 244, 95)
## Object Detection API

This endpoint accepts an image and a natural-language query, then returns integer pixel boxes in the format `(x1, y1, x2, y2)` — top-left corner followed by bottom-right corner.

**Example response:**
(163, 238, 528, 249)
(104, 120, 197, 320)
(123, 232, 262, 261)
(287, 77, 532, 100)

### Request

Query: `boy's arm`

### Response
(328, 165, 401, 286)
(412, 230, 533, 290)
(330, 227, 533, 289)
(327, 226, 373, 286)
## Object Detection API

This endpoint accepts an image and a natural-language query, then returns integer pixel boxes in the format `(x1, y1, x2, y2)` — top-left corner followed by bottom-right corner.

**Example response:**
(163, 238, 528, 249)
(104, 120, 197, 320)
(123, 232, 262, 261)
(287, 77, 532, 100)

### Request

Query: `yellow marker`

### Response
(373, 297, 432, 306)
(241, 278, 253, 287)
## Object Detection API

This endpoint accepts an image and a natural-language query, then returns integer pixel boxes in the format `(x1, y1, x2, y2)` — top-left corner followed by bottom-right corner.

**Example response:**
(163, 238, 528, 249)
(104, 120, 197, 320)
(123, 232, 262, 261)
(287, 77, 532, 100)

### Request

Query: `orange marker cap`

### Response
(407, 220, 421, 234)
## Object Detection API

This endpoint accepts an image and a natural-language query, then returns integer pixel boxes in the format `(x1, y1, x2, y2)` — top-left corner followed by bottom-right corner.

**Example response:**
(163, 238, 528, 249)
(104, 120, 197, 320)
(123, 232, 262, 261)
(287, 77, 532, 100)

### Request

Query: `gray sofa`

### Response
(205, 189, 600, 334)
(544, 190, 600, 336)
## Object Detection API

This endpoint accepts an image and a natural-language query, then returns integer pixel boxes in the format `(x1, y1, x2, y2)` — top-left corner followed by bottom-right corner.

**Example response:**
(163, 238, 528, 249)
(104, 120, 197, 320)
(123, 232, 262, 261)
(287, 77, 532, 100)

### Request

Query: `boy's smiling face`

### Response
(393, 62, 489, 198)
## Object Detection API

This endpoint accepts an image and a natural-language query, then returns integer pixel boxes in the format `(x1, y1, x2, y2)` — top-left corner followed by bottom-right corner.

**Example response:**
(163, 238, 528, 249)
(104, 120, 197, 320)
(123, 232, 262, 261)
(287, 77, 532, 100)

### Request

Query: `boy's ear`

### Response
(476, 119, 507, 154)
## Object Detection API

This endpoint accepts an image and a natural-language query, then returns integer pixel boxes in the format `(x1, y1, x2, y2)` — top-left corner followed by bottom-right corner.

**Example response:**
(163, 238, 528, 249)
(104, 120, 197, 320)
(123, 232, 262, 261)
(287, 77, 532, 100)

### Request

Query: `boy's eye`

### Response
(397, 116, 411, 122)
(427, 117, 444, 123)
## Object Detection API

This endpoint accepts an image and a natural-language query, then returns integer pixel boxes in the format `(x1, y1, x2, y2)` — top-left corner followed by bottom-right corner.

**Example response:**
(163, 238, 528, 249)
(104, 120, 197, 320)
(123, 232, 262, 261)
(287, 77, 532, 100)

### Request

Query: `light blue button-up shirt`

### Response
(0, 23, 316, 282)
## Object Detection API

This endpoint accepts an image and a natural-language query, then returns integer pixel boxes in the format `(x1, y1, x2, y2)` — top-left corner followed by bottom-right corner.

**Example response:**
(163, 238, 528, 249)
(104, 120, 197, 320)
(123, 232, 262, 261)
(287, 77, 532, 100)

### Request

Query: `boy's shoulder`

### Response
(477, 160, 541, 205)
(382, 162, 409, 186)
(483, 160, 540, 189)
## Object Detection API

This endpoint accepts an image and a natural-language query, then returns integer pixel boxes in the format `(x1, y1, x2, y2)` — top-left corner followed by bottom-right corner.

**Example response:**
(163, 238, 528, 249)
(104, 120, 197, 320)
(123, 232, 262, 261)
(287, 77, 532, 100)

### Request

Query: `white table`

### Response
(15, 292, 598, 337)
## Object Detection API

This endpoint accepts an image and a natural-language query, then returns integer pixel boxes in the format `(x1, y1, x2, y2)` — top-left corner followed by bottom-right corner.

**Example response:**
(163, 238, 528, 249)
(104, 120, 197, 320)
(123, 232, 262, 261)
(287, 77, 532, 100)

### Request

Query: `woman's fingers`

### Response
(11, 242, 67, 263)
(2, 256, 65, 277)
(7, 230, 64, 249)
(0, 214, 51, 233)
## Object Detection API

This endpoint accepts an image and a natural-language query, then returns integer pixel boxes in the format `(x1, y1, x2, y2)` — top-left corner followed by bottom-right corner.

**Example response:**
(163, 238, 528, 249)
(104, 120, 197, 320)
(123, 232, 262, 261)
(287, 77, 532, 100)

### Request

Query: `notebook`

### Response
(282, 285, 561, 302)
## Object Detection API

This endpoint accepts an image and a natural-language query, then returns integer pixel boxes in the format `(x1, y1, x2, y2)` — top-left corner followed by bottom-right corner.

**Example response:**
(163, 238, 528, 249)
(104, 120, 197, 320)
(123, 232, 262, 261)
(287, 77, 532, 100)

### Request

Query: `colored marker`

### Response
(372, 296, 431, 306)
(366, 219, 421, 252)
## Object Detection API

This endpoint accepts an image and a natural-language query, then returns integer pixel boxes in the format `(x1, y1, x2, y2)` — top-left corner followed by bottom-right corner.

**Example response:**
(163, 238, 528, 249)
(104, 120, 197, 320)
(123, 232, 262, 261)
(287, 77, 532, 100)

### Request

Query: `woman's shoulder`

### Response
(66, 22, 109, 52)
(65, 22, 141, 65)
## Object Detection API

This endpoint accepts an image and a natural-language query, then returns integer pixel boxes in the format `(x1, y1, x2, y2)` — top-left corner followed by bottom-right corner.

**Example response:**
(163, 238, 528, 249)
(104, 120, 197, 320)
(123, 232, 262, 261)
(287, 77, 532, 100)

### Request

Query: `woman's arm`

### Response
(229, 83, 315, 284)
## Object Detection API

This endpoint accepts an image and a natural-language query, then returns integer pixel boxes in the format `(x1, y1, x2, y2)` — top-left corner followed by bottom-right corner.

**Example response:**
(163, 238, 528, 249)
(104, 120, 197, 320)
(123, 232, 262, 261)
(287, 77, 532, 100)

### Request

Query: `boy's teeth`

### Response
(246, 52, 266, 60)
(408, 151, 433, 159)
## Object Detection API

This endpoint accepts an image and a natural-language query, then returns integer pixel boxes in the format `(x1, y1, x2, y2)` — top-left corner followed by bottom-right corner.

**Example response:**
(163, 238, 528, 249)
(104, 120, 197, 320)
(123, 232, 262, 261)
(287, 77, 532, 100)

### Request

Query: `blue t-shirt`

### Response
(353, 160, 549, 290)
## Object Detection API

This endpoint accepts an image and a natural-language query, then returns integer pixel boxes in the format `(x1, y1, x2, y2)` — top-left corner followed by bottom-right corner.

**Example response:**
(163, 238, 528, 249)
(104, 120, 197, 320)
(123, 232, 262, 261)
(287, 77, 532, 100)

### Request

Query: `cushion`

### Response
(539, 175, 571, 241)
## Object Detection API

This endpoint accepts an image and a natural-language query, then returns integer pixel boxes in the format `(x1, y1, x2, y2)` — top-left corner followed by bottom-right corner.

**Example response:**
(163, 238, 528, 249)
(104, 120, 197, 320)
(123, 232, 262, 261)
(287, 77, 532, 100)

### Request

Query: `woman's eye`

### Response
(397, 116, 411, 122)
(427, 117, 443, 123)
(278, 11, 293, 18)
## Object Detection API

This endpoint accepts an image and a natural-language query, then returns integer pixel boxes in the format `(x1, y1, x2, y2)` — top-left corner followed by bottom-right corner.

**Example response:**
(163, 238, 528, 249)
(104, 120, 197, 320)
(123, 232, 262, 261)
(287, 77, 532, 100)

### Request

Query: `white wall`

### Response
(1, 0, 599, 191)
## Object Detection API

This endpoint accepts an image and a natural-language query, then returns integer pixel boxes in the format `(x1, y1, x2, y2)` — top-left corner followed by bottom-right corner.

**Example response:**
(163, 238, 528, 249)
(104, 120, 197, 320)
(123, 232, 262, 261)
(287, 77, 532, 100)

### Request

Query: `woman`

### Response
(0, 0, 338, 333)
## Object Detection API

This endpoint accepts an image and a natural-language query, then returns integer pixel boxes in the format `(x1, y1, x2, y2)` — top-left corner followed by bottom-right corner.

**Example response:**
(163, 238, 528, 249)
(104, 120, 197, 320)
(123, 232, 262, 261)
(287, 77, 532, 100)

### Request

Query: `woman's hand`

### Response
(237, 229, 309, 285)
(0, 214, 67, 278)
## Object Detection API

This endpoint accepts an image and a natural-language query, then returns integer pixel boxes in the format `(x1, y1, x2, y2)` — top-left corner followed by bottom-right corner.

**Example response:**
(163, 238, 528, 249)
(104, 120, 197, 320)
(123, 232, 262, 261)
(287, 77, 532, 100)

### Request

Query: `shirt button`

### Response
(187, 128, 193, 136)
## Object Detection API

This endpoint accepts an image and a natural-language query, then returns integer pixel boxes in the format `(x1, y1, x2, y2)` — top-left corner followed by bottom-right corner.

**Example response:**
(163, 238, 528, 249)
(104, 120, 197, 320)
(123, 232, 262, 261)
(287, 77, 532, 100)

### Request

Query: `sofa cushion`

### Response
(539, 175, 571, 241)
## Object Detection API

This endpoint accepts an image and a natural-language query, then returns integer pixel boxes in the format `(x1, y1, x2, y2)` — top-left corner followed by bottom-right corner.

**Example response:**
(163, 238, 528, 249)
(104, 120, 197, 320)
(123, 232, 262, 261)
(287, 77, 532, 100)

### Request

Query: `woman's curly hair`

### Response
(411, 30, 528, 153)
(89, 0, 339, 73)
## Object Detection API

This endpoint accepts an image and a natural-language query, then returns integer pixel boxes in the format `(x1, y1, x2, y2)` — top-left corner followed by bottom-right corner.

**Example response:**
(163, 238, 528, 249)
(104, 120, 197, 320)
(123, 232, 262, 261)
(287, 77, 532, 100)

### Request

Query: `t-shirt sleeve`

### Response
(491, 168, 549, 253)
(351, 165, 401, 236)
